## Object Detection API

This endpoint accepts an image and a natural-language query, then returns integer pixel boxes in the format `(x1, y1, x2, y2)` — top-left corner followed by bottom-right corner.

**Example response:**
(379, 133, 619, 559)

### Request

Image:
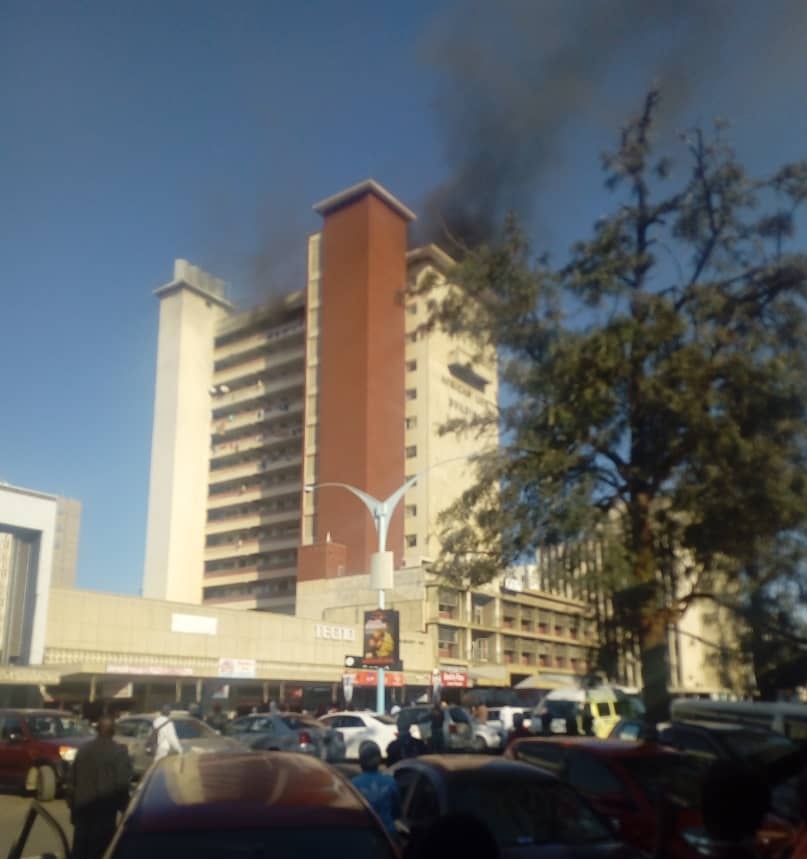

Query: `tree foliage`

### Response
(413, 92, 807, 715)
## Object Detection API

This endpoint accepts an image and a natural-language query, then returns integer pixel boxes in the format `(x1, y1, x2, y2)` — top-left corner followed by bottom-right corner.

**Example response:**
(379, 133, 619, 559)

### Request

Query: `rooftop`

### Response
(313, 179, 416, 223)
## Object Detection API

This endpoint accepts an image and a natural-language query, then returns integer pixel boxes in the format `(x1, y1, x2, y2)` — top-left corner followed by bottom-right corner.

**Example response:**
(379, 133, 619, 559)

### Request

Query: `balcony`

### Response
(207, 479, 301, 509)
(211, 373, 304, 413)
(214, 322, 305, 363)
(208, 451, 301, 487)
(213, 347, 306, 387)
(205, 509, 300, 536)
(204, 534, 300, 562)
(211, 399, 304, 436)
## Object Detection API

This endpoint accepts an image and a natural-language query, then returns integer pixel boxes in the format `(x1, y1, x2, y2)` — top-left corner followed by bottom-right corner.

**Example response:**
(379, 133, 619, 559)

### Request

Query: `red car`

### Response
(505, 737, 792, 859)
(0, 708, 93, 801)
(102, 750, 398, 859)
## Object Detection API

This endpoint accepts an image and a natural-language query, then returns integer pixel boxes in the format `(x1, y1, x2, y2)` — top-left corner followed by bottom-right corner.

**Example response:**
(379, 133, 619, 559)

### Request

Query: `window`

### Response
(595, 702, 611, 718)
(405, 416, 417, 429)
(406, 332, 418, 343)
(405, 534, 417, 548)
(407, 303, 418, 315)
(566, 752, 624, 799)
(405, 388, 417, 401)
(406, 359, 417, 372)
(511, 742, 566, 775)
(405, 504, 417, 517)
(405, 445, 417, 458)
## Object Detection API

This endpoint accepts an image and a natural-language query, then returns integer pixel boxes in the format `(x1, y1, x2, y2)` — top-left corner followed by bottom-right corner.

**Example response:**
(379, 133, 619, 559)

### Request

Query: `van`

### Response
(532, 686, 641, 738)
(670, 698, 807, 744)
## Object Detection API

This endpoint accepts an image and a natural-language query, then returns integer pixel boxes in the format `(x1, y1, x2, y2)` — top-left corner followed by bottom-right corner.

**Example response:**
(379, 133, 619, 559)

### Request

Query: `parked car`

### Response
(506, 736, 793, 859)
(0, 708, 94, 800)
(115, 711, 243, 777)
(610, 717, 807, 823)
(391, 754, 640, 858)
(670, 698, 807, 745)
(224, 712, 345, 761)
(101, 750, 397, 859)
(395, 705, 474, 751)
(472, 719, 505, 752)
(319, 710, 397, 760)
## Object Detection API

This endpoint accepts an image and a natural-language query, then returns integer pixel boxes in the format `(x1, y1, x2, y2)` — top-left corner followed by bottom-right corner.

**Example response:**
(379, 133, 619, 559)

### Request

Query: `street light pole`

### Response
(305, 455, 475, 714)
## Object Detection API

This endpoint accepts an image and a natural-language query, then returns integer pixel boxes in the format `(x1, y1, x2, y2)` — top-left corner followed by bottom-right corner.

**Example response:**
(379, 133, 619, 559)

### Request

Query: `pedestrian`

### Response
(69, 714, 132, 859)
(351, 741, 401, 838)
(476, 701, 488, 724)
(386, 725, 426, 765)
(428, 704, 445, 753)
(581, 704, 595, 736)
(506, 712, 532, 748)
(205, 702, 228, 733)
(402, 812, 499, 859)
(151, 704, 182, 761)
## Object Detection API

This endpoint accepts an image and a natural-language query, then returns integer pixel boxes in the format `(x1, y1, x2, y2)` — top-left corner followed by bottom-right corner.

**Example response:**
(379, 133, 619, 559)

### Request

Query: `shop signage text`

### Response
(314, 623, 356, 642)
(344, 670, 404, 688)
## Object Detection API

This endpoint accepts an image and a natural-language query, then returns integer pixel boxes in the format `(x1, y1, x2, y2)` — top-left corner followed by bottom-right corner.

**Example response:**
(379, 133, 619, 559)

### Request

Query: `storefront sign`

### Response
(440, 670, 469, 688)
(362, 609, 400, 667)
(345, 670, 405, 688)
(106, 664, 194, 677)
(314, 623, 356, 642)
(217, 658, 257, 679)
(171, 613, 218, 635)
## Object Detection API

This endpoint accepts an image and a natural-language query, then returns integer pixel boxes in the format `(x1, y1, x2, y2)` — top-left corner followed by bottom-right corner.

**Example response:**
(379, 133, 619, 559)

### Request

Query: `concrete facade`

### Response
(143, 261, 233, 604)
(0, 484, 59, 664)
(51, 497, 81, 589)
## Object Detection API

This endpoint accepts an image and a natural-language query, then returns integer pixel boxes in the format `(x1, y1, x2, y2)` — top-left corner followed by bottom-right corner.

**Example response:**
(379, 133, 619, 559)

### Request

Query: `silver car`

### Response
(115, 712, 244, 777)
(224, 712, 345, 761)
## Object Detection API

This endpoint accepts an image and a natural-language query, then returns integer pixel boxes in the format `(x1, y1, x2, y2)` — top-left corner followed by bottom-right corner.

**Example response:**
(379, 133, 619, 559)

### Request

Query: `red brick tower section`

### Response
(307, 180, 414, 578)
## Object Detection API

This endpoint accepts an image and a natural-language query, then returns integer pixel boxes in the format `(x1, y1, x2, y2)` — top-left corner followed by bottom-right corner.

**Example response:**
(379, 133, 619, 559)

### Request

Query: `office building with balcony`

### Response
(143, 180, 498, 615)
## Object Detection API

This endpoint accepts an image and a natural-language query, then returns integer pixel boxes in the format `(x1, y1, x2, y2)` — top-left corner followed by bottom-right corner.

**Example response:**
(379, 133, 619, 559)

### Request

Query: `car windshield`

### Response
(28, 715, 92, 738)
(110, 827, 394, 859)
(619, 755, 703, 807)
(397, 709, 429, 730)
(451, 780, 612, 847)
(372, 714, 396, 725)
(721, 730, 797, 766)
(541, 700, 577, 720)
(173, 719, 218, 740)
(280, 716, 322, 731)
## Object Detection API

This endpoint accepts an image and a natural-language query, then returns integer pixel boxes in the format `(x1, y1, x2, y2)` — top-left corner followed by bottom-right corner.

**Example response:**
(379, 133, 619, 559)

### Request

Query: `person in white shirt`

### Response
(151, 704, 183, 760)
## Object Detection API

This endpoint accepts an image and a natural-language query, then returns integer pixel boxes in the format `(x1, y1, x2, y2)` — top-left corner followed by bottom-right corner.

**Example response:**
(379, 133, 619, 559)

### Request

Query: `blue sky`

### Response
(2, 1, 807, 595)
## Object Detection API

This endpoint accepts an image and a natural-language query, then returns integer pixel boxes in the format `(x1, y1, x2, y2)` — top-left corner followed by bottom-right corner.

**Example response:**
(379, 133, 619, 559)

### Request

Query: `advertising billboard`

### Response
(362, 608, 400, 668)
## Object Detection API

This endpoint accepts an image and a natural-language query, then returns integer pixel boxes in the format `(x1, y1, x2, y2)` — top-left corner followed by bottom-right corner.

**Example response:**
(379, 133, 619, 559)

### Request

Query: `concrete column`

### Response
(88, 676, 97, 703)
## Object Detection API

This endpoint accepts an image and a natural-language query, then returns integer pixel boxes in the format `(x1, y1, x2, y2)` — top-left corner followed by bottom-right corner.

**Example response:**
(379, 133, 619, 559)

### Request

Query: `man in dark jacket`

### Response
(70, 715, 132, 859)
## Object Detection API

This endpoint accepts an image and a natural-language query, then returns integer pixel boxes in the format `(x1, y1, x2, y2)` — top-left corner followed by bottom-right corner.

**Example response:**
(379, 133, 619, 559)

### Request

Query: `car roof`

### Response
(322, 711, 371, 718)
(120, 711, 195, 720)
(671, 719, 774, 734)
(126, 751, 376, 832)
(396, 754, 559, 782)
(511, 737, 683, 758)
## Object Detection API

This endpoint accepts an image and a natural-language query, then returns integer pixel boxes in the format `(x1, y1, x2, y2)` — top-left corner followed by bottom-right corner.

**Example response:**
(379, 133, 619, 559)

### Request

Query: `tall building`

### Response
(143, 180, 498, 614)
(0, 483, 75, 664)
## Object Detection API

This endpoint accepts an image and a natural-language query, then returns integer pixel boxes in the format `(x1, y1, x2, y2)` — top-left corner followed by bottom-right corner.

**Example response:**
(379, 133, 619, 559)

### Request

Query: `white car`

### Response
(319, 710, 399, 760)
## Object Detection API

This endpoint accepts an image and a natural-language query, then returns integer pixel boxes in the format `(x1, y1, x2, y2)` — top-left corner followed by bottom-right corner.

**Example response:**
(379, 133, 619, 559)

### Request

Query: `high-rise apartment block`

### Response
(143, 180, 498, 614)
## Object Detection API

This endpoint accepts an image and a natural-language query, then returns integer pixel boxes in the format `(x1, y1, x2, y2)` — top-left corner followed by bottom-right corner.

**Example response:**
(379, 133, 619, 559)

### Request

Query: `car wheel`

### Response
(472, 735, 487, 753)
(36, 765, 57, 802)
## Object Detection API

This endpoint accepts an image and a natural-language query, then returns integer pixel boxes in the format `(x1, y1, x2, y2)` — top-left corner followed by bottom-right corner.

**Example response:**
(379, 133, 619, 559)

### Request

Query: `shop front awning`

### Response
(468, 665, 509, 687)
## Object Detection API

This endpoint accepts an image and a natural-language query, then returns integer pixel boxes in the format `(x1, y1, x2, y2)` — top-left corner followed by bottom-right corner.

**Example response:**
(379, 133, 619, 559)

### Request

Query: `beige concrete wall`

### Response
(143, 262, 232, 604)
(44, 588, 367, 682)
(404, 256, 499, 563)
(51, 498, 81, 588)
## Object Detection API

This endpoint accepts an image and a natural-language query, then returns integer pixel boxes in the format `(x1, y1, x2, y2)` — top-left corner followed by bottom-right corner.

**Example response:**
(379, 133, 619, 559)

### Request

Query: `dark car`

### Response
(102, 750, 397, 859)
(391, 754, 640, 858)
(610, 718, 807, 823)
(506, 736, 792, 859)
(0, 708, 94, 800)
(224, 712, 345, 761)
